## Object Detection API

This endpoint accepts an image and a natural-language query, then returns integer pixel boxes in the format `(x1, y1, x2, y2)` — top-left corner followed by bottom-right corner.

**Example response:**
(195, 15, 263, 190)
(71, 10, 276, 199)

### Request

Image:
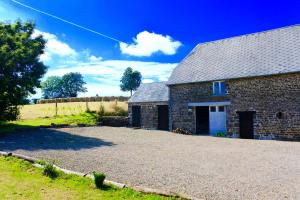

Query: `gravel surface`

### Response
(1, 127, 300, 200)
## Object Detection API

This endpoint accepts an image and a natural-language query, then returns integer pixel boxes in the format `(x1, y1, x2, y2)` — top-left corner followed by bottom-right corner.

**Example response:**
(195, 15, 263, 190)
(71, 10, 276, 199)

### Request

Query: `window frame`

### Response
(210, 106, 216, 112)
(218, 106, 225, 112)
(213, 81, 226, 96)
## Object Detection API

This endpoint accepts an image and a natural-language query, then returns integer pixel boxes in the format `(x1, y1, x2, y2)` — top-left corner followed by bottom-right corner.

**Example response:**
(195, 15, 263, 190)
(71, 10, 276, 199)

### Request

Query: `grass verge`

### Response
(0, 156, 174, 200)
(0, 112, 97, 134)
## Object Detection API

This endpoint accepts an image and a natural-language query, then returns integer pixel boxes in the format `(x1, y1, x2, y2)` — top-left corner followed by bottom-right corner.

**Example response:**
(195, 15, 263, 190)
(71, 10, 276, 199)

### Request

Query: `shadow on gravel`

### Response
(0, 128, 114, 151)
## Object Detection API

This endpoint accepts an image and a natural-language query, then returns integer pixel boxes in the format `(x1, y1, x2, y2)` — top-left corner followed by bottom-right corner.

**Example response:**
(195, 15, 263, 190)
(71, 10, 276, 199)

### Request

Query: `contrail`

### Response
(11, 0, 125, 43)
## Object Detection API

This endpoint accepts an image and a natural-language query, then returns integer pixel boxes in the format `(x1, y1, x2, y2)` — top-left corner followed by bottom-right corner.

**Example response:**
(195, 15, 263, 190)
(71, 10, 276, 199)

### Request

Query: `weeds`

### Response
(93, 172, 106, 189)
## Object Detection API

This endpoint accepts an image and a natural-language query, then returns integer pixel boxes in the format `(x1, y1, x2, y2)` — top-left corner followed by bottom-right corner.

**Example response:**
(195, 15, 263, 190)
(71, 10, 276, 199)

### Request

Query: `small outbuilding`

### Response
(128, 82, 169, 130)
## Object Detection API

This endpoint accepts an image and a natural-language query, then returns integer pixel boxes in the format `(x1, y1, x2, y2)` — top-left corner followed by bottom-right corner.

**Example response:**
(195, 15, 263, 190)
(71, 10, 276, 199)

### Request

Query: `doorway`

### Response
(132, 106, 141, 127)
(238, 111, 255, 139)
(196, 106, 209, 134)
(157, 105, 169, 130)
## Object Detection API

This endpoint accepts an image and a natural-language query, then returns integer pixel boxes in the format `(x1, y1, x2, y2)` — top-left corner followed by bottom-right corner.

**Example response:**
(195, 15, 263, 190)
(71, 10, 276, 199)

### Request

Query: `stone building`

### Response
(167, 24, 300, 140)
(129, 24, 300, 140)
(128, 82, 169, 130)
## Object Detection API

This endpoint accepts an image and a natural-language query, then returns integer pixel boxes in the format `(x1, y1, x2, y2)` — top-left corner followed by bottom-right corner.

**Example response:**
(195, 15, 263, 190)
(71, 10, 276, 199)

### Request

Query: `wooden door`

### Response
(239, 111, 255, 139)
(157, 105, 169, 130)
(132, 106, 141, 127)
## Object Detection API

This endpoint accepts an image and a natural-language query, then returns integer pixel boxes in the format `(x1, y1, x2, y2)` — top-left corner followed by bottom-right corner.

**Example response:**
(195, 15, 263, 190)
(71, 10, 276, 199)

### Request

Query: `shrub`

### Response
(215, 131, 226, 137)
(43, 163, 59, 179)
(110, 100, 128, 116)
(98, 103, 106, 117)
(93, 172, 106, 189)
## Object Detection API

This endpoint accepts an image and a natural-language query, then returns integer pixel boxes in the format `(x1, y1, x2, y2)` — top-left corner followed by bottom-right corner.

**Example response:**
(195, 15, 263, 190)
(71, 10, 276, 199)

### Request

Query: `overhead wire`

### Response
(11, 0, 126, 43)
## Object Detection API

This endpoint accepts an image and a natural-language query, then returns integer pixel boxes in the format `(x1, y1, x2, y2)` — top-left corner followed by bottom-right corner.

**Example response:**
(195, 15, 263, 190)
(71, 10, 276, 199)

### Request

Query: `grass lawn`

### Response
(0, 156, 174, 200)
(0, 112, 97, 134)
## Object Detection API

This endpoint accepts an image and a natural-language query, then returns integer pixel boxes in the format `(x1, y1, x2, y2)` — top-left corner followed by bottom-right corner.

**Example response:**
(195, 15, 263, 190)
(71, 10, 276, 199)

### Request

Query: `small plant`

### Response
(109, 100, 128, 116)
(93, 172, 106, 189)
(43, 162, 59, 179)
(173, 128, 192, 135)
(215, 131, 226, 137)
(98, 103, 106, 117)
(36, 159, 47, 166)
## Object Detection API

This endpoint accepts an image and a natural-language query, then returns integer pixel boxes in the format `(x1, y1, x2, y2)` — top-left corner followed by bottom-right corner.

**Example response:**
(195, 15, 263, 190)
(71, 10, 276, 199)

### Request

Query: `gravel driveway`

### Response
(1, 127, 300, 200)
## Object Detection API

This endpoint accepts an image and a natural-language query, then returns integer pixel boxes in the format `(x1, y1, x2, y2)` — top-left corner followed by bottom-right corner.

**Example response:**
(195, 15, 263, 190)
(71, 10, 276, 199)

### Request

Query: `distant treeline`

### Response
(37, 96, 129, 104)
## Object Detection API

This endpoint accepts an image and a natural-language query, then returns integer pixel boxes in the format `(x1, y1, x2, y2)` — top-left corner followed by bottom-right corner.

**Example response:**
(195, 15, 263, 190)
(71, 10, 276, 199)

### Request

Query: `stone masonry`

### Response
(128, 102, 168, 129)
(169, 73, 300, 140)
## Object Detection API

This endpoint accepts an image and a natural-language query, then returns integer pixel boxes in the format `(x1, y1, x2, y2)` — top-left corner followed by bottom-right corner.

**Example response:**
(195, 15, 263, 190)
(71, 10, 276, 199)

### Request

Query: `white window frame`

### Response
(213, 81, 225, 96)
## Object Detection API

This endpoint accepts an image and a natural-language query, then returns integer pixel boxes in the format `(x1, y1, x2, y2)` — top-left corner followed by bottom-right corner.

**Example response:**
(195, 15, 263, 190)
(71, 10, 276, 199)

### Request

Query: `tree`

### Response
(61, 72, 87, 97)
(0, 21, 47, 120)
(41, 76, 63, 99)
(120, 67, 142, 96)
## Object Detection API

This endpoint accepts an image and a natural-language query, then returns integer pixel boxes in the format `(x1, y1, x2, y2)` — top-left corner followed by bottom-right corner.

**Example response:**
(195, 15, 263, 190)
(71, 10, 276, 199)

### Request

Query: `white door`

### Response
(209, 106, 226, 135)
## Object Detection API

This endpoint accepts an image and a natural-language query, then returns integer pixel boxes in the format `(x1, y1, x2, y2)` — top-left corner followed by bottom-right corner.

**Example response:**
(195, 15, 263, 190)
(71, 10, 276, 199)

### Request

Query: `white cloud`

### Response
(45, 60, 177, 97)
(33, 30, 76, 62)
(29, 30, 178, 98)
(142, 79, 155, 83)
(89, 55, 103, 62)
(120, 31, 182, 56)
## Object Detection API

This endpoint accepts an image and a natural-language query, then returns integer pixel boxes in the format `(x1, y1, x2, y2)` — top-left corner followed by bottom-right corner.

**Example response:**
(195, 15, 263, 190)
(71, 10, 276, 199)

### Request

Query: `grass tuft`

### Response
(43, 162, 59, 179)
(93, 172, 106, 189)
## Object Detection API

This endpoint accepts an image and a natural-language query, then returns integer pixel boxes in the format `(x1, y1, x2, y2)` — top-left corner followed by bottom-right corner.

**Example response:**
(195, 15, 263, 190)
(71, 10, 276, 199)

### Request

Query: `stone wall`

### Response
(169, 81, 229, 133)
(128, 102, 168, 129)
(227, 73, 300, 140)
(169, 73, 300, 140)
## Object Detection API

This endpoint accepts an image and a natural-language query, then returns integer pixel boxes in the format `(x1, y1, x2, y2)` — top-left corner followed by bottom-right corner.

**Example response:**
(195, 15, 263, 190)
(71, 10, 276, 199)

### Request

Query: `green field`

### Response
(0, 112, 98, 133)
(0, 156, 173, 200)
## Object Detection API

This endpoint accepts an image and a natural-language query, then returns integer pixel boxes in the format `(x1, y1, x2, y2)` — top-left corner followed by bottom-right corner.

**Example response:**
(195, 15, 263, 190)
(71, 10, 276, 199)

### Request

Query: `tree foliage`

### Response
(0, 21, 47, 120)
(41, 72, 87, 98)
(120, 67, 142, 96)
(41, 76, 63, 99)
(61, 72, 87, 97)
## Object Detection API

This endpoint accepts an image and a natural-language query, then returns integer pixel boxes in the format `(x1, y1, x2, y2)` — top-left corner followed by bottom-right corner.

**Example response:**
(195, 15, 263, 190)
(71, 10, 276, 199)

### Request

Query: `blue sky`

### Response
(1, 0, 300, 97)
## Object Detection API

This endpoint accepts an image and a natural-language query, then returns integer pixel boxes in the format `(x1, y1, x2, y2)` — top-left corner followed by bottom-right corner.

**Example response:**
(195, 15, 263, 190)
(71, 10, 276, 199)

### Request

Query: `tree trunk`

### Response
(130, 90, 132, 96)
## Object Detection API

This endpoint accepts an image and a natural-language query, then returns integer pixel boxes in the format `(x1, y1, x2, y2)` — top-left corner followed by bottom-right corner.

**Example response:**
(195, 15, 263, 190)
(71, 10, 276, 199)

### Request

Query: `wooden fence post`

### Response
(85, 97, 89, 112)
(55, 98, 58, 116)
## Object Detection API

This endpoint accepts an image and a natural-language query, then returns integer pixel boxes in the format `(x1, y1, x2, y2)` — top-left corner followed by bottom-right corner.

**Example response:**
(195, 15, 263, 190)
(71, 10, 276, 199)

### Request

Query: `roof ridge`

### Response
(197, 24, 300, 47)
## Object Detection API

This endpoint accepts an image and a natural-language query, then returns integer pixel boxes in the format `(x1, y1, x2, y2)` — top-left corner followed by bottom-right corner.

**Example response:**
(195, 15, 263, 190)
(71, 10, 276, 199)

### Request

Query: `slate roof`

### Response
(167, 24, 300, 85)
(128, 82, 168, 103)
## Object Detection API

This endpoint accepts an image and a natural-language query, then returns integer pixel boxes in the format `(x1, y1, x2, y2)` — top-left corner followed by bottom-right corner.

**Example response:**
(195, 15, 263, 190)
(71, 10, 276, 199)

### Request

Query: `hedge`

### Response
(37, 96, 129, 104)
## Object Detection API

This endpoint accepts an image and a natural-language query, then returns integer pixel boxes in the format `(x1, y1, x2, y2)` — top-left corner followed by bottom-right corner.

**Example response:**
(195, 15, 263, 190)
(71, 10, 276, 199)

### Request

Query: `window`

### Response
(213, 81, 226, 96)
(218, 106, 225, 112)
(210, 106, 216, 112)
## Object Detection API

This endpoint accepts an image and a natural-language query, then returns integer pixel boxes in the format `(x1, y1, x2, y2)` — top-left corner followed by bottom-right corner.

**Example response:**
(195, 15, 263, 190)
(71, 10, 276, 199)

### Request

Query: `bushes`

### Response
(93, 172, 106, 189)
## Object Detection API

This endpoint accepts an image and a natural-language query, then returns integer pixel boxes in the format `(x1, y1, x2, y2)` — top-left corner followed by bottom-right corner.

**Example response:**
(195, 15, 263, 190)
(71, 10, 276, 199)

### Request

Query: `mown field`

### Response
(19, 101, 128, 119)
